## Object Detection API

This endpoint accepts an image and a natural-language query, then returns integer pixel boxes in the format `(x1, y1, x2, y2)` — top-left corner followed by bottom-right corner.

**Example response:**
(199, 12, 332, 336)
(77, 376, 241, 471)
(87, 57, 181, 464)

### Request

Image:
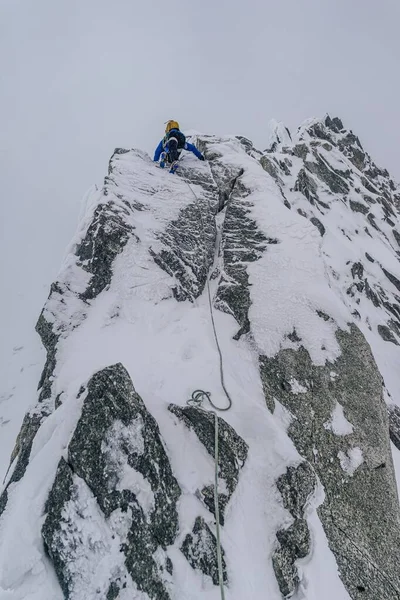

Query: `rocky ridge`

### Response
(1, 117, 400, 600)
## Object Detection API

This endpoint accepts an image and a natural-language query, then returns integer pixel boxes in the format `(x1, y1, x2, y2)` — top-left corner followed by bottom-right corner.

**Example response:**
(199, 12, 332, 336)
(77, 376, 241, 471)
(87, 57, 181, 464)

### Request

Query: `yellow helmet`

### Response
(165, 120, 180, 133)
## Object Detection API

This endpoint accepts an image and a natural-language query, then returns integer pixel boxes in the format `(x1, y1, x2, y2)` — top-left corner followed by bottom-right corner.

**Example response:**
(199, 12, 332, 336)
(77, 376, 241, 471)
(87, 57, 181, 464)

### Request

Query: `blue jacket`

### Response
(153, 129, 203, 161)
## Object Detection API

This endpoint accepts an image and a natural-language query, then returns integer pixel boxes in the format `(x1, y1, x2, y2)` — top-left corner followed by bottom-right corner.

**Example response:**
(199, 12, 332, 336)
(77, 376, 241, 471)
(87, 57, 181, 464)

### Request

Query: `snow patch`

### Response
(101, 418, 155, 516)
(289, 377, 308, 395)
(338, 447, 364, 476)
(324, 402, 354, 436)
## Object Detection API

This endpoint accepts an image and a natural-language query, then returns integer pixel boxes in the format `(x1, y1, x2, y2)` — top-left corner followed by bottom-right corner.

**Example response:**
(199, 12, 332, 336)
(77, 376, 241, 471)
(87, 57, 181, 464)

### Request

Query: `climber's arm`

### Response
(185, 142, 205, 160)
(153, 140, 164, 161)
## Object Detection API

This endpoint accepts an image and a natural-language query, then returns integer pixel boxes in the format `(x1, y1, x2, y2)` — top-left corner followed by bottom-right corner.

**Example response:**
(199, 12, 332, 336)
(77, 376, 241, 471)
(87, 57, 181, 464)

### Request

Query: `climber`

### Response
(153, 120, 205, 171)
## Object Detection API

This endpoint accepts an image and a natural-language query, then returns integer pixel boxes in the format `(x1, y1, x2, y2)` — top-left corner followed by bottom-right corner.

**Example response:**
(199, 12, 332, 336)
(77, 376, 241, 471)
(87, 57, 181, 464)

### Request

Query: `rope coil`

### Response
(184, 176, 232, 411)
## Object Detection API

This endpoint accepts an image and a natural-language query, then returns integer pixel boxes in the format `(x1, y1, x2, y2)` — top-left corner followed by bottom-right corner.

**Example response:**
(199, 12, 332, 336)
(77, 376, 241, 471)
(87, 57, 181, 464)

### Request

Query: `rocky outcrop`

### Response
(273, 462, 317, 596)
(43, 363, 181, 600)
(389, 405, 400, 451)
(215, 179, 271, 339)
(168, 404, 248, 523)
(272, 519, 311, 597)
(261, 325, 400, 599)
(181, 516, 227, 585)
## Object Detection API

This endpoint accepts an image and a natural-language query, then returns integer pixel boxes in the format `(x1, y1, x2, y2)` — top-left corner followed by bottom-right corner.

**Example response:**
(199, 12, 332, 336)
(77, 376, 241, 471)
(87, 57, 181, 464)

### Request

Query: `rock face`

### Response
(272, 462, 316, 596)
(42, 363, 181, 600)
(168, 404, 248, 523)
(261, 326, 400, 598)
(1, 118, 400, 600)
(180, 516, 228, 586)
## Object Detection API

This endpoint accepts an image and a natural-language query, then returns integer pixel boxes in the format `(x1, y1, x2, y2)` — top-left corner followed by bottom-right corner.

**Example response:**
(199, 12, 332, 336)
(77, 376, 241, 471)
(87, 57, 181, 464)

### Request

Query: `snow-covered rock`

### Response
(1, 116, 400, 600)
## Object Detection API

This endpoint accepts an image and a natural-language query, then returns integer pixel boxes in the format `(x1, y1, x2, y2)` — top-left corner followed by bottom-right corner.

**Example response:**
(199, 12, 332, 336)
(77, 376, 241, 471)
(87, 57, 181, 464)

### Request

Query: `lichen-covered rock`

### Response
(260, 325, 400, 599)
(168, 404, 248, 522)
(180, 516, 227, 585)
(42, 363, 181, 600)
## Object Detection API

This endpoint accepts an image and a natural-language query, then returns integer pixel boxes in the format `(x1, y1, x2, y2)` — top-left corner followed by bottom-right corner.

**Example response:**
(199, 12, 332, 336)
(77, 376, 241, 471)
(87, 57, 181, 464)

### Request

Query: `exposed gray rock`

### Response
(351, 261, 364, 280)
(382, 267, 400, 293)
(36, 302, 61, 403)
(325, 116, 344, 132)
(276, 462, 317, 519)
(273, 462, 316, 596)
(196, 139, 274, 339)
(43, 363, 181, 600)
(368, 212, 382, 232)
(392, 229, 400, 248)
(278, 158, 291, 176)
(305, 154, 350, 195)
(349, 199, 369, 214)
(235, 135, 261, 157)
(272, 519, 311, 598)
(181, 516, 227, 585)
(150, 194, 216, 301)
(215, 178, 270, 338)
(0, 412, 43, 518)
(75, 200, 135, 301)
(294, 168, 318, 205)
(361, 176, 379, 195)
(364, 279, 380, 307)
(42, 458, 77, 598)
(388, 405, 400, 451)
(337, 131, 366, 172)
(260, 155, 284, 186)
(378, 324, 399, 345)
(306, 123, 334, 143)
(310, 216, 325, 236)
(260, 325, 400, 599)
(292, 144, 308, 159)
(168, 404, 248, 523)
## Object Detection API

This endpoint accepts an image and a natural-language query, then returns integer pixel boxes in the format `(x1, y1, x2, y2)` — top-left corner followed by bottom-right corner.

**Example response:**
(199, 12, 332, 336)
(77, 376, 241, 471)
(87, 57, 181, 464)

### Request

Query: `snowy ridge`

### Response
(1, 117, 400, 600)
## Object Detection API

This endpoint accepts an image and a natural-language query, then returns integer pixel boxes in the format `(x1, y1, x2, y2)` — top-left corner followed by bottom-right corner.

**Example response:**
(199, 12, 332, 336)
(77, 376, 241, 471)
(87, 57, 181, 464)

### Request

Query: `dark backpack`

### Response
(164, 129, 186, 149)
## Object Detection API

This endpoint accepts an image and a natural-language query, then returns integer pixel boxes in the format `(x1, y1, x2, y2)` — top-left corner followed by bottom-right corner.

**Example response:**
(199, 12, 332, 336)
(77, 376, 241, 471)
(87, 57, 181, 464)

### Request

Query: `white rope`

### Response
(182, 167, 232, 599)
(187, 392, 226, 600)
(184, 176, 232, 411)
(213, 410, 226, 600)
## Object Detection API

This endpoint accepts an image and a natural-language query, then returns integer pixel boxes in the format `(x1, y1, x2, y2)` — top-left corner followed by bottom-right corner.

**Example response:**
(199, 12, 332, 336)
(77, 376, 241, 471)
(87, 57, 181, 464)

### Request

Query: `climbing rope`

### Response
(184, 175, 232, 411)
(182, 165, 234, 600)
(182, 163, 400, 600)
(187, 391, 225, 600)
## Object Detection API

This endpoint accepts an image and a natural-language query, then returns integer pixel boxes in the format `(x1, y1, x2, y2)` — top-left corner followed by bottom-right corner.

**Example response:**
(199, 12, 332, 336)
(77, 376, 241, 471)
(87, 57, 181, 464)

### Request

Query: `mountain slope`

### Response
(1, 117, 400, 600)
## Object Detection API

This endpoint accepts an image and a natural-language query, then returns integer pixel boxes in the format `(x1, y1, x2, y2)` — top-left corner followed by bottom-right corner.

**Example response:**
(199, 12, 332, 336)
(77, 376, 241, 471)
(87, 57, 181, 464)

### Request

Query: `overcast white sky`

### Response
(1, 0, 399, 366)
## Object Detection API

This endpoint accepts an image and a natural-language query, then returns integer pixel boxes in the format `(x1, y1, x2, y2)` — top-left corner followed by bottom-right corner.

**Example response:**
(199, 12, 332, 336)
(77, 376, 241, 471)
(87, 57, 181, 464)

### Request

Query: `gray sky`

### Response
(1, 0, 399, 363)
